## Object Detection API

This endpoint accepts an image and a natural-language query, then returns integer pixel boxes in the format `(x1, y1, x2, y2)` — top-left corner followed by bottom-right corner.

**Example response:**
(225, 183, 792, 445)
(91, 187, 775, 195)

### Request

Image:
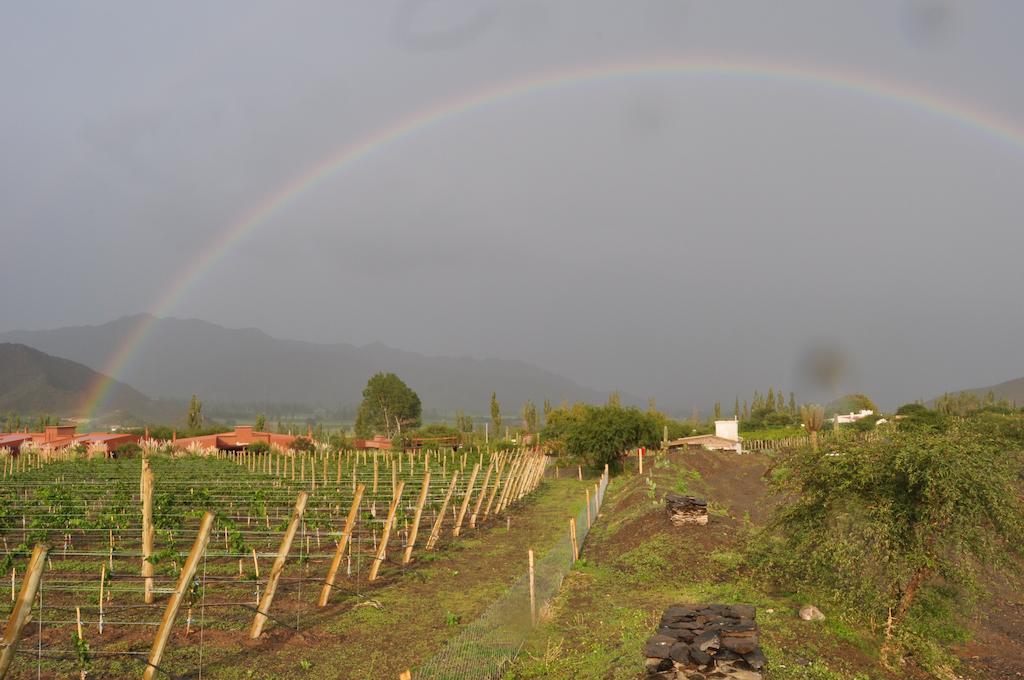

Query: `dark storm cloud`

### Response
(2, 1, 1023, 412)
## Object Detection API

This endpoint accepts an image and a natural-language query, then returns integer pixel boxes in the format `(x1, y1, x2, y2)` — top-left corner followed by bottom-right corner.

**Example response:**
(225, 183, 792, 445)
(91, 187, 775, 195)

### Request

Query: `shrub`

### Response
(750, 422, 1024, 667)
(113, 442, 142, 459)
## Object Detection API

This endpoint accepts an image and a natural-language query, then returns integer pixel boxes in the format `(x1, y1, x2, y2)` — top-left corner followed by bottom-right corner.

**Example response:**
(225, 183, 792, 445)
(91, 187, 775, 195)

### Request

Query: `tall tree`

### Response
(455, 410, 474, 433)
(607, 391, 621, 407)
(355, 373, 421, 438)
(734, 397, 740, 419)
(742, 400, 749, 420)
(490, 392, 502, 438)
(187, 394, 203, 431)
(800, 404, 825, 452)
(254, 413, 266, 432)
(543, 399, 552, 420)
(521, 400, 539, 433)
(789, 392, 796, 414)
(713, 402, 722, 420)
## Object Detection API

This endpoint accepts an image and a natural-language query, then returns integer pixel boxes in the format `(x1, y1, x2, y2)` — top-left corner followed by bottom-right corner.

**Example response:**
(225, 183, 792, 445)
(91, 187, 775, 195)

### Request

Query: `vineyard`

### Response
(0, 444, 550, 678)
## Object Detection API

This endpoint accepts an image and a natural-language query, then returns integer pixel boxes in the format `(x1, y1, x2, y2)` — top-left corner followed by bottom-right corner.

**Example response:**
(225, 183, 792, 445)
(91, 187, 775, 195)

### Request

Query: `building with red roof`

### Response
(172, 426, 299, 452)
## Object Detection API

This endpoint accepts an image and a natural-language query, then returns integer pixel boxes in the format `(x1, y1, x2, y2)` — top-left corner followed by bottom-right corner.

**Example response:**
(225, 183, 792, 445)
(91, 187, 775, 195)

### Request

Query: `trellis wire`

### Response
(415, 467, 608, 679)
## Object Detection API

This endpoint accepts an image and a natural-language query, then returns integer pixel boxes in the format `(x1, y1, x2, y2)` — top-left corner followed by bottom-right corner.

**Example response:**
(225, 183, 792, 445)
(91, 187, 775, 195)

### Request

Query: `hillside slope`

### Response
(0, 343, 159, 419)
(507, 451, 1023, 679)
(0, 315, 616, 413)
(932, 375, 1024, 405)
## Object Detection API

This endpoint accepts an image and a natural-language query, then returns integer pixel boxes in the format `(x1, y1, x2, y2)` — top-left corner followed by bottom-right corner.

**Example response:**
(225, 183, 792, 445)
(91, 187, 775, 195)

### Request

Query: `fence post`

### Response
(528, 548, 537, 626)
(250, 491, 308, 638)
(402, 471, 431, 564)
(141, 459, 155, 604)
(569, 518, 578, 562)
(425, 473, 459, 551)
(319, 484, 365, 607)
(0, 544, 48, 678)
(369, 481, 405, 581)
(143, 512, 214, 680)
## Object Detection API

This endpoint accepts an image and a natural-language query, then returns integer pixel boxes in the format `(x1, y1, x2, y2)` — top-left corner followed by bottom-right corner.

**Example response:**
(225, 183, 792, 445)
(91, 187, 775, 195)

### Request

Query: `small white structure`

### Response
(666, 418, 742, 453)
(714, 419, 739, 441)
(834, 409, 874, 425)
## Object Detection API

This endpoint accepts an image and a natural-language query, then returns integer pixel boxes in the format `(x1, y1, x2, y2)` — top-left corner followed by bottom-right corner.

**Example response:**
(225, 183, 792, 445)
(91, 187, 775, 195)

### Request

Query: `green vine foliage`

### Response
(749, 417, 1024, 663)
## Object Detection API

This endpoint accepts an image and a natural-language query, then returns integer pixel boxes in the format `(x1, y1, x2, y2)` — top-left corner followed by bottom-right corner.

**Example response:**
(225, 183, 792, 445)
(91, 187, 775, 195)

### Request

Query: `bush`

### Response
(113, 442, 142, 459)
(247, 440, 271, 454)
(290, 437, 315, 453)
(541, 403, 660, 471)
(750, 422, 1024, 667)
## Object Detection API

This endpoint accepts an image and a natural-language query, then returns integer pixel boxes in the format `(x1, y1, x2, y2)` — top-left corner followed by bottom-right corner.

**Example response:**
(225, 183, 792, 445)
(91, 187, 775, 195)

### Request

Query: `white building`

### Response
(833, 409, 875, 425)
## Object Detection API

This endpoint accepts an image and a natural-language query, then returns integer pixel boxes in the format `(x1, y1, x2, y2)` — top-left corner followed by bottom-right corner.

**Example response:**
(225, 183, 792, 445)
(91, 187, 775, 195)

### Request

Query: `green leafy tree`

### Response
(541, 402, 660, 471)
(826, 393, 877, 416)
(455, 410, 474, 433)
(355, 373, 421, 438)
(542, 399, 552, 420)
(254, 413, 266, 432)
(734, 397, 740, 419)
(490, 392, 501, 437)
(713, 402, 721, 420)
(187, 394, 203, 431)
(752, 422, 1024, 666)
(521, 400, 539, 433)
(607, 391, 621, 408)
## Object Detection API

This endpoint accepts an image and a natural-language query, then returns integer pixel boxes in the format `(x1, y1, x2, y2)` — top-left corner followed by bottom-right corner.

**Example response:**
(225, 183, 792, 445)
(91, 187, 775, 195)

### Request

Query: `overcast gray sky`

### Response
(2, 1, 1022, 410)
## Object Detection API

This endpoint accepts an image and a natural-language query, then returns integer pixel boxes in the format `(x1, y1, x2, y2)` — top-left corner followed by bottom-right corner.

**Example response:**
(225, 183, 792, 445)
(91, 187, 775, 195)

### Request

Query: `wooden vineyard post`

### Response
(585, 489, 591, 529)
(424, 472, 459, 551)
(368, 481, 405, 581)
(0, 543, 48, 678)
(141, 459, 155, 604)
(143, 512, 213, 680)
(469, 461, 495, 529)
(319, 484, 365, 607)
(399, 671, 412, 680)
(249, 492, 308, 639)
(482, 461, 506, 520)
(495, 459, 521, 514)
(569, 518, 578, 562)
(402, 471, 431, 564)
(528, 549, 537, 626)
(639, 447, 643, 475)
(373, 456, 379, 494)
(452, 462, 480, 537)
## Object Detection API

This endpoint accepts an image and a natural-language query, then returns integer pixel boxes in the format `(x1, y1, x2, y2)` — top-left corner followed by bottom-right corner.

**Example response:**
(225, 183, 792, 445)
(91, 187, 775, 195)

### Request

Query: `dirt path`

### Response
(158, 476, 591, 680)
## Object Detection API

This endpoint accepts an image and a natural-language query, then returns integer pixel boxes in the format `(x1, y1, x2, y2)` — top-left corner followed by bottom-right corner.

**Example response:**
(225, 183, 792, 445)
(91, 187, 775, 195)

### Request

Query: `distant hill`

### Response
(0, 315, 614, 414)
(930, 375, 1024, 406)
(0, 343, 161, 419)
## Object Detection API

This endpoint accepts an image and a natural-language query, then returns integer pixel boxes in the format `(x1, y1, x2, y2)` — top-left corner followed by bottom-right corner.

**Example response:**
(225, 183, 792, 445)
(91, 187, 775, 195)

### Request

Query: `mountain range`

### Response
(0, 342, 165, 420)
(0, 314, 612, 417)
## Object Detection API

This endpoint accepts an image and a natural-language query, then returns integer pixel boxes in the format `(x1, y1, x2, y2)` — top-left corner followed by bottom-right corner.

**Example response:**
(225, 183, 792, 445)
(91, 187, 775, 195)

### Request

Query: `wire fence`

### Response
(415, 466, 609, 679)
(0, 448, 548, 679)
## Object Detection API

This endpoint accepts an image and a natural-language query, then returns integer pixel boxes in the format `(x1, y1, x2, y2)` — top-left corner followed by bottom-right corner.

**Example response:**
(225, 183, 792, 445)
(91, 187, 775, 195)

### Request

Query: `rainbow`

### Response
(80, 55, 1024, 419)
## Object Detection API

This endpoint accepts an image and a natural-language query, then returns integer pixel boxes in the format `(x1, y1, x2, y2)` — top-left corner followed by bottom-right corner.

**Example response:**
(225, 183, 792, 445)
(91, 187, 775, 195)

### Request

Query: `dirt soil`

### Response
(507, 450, 1024, 680)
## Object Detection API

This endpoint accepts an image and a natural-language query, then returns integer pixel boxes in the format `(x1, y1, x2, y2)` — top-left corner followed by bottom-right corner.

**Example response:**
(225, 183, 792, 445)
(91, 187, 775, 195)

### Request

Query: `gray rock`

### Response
(798, 605, 825, 621)
(645, 634, 678, 658)
(669, 642, 691, 664)
(742, 648, 766, 670)
(666, 493, 709, 526)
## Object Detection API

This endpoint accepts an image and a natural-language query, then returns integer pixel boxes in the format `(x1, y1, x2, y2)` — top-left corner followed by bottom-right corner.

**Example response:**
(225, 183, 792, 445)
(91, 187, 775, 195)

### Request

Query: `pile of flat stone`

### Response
(665, 493, 708, 526)
(644, 603, 766, 679)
